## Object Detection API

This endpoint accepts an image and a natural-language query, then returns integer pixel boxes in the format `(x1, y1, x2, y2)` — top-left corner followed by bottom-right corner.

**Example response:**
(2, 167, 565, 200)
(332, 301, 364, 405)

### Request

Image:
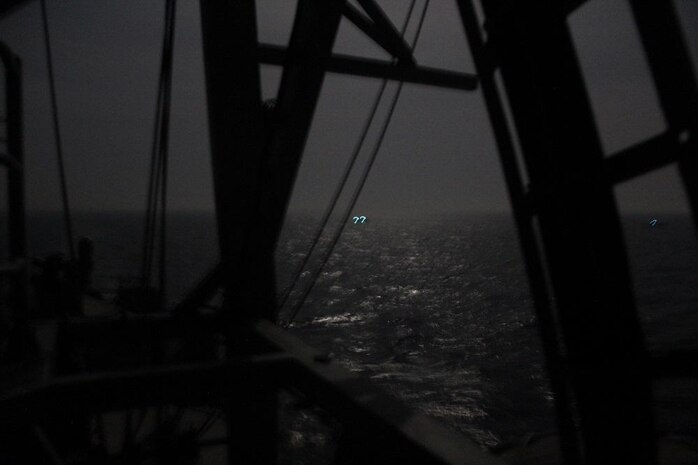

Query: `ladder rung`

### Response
(604, 131, 687, 185)
(258, 44, 479, 92)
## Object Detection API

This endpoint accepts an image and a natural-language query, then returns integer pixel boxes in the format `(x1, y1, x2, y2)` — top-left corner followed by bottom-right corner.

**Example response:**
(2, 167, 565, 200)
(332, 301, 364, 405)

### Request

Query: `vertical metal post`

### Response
(199, 0, 273, 321)
(1, 43, 28, 360)
(476, 2, 656, 464)
(3, 47, 24, 268)
(261, 0, 347, 248)
(199, 2, 275, 464)
(199, 0, 345, 459)
(454, 3, 580, 463)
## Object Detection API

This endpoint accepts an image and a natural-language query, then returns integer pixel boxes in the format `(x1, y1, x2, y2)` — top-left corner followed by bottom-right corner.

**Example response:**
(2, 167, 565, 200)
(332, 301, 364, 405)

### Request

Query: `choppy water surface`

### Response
(26, 212, 698, 448)
(277, 215, 552, 446)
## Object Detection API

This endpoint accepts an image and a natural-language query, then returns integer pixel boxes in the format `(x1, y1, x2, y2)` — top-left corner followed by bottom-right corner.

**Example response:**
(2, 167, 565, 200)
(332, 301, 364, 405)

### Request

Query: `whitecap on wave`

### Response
(309, 312, 375, 326)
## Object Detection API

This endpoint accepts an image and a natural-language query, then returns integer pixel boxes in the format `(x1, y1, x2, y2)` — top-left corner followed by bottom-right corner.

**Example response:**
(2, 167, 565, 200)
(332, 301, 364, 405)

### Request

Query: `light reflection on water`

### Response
(279, 215, 550, 447)
(278, 214, 698, 447)
(26, 212, 698, 448)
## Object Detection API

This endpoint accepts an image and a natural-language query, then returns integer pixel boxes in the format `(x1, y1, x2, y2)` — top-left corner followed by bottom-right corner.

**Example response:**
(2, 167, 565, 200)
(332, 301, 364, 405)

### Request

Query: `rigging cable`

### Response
(128, 0, 176, 442)
(277, 0, 420, 312)
(140, 0, 176, 304)
(142, 19, 168, 287)
(283, 0, 432, 326)
(157, 0, 175, 304)
(40, 0, 75, 260)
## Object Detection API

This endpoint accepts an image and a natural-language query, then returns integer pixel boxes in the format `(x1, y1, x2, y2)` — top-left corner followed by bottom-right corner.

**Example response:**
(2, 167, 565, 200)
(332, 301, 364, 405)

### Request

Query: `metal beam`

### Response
(453, 2, 580, 464)
(1, 43, 26, 283)
(478, 2, 656, 464)
(629, 1, 698, 235)
(0, 42, 29, 365)
(2, 319, 505, 465)
(0, 355, 289, 421)
(343, 3, 415, 65)
(258, 43, 478, 91)
(629, 2, 698, 129)
(354, 0, 415, 64)
(604, 131, 687, 185)
(255, 320, 504, 465)
(198, 3, 276, 463)
(259, 0, 346, 247)
(199, 0, 274, 321)
(197, 1, 259, 275)
(61, 312, 224, 341)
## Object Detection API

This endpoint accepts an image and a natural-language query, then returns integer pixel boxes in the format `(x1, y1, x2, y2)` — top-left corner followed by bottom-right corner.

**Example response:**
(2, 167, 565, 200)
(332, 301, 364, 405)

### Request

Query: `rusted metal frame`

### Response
(454, 2, 581, 464)
(260, 0, 347, 250)
(254, 320, 505, 465)
(57, 313, 279, 365)
(479, 3, 655, 464)
(604, 131, 687, 185)
(198, 2, 276, 463)
(258, 43, 478, 91)
(628, 1, 698, 235)
(343, 2, 415, 65)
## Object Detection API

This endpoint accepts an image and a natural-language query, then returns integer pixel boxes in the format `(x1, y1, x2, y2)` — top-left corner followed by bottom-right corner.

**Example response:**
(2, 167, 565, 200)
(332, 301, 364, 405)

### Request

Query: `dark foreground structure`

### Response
(1, 1, 697, 464)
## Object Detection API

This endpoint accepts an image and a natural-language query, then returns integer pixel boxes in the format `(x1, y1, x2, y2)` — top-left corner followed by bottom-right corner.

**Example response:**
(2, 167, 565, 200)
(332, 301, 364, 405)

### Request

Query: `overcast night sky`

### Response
(1, 0, 697, 217)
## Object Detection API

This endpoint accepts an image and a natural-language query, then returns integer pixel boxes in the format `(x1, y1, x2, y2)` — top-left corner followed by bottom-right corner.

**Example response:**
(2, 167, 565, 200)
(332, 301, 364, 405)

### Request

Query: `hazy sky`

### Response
(1, 0, 697, 216)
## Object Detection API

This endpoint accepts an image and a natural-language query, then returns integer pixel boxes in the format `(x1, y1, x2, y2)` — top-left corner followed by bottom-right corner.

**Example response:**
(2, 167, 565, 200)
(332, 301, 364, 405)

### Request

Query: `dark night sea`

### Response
(23, 212, 698, 450)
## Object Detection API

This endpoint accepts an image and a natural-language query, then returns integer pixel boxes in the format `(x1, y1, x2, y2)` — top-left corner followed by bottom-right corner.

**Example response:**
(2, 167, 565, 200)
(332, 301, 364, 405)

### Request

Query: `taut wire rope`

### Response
(140, 0, 176, 305)
(40, 0, 75, 260)
(283, 0, 432, 326)
(277, 0, 420, 312)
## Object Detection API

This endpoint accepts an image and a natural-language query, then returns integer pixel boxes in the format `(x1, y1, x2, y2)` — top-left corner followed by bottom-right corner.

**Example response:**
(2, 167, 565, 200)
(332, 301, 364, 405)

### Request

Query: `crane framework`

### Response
(0, 1, 697, 464)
